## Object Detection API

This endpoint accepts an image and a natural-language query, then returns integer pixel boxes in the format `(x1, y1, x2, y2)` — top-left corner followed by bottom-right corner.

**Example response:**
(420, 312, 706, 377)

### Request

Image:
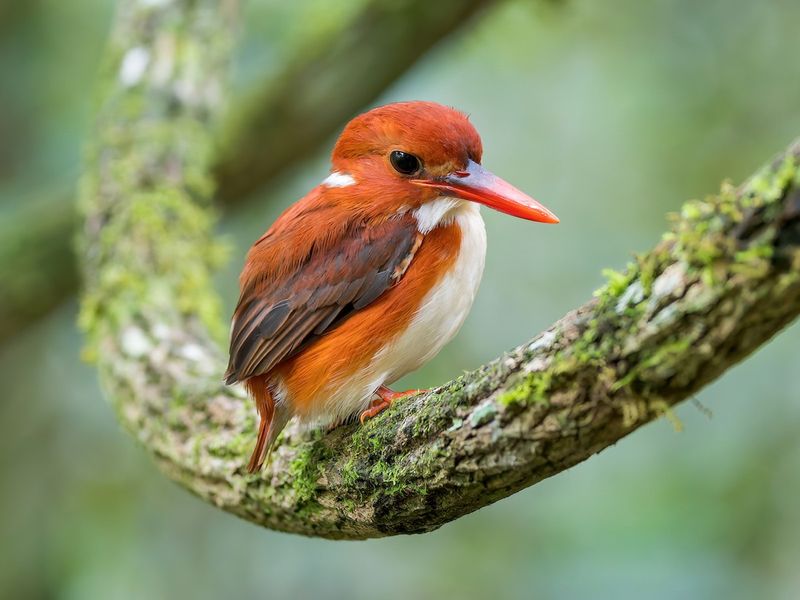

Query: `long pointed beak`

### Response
(411, 159, 559, 224)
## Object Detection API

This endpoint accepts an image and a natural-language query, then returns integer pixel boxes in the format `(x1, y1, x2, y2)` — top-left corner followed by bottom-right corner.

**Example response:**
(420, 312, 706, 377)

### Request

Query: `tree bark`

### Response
(80, 0, 800, 540)
(1, 0, 498, 343)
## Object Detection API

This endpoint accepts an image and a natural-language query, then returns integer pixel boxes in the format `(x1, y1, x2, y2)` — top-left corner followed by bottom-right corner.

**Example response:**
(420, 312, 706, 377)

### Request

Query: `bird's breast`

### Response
(273, 200, 486, 424)
(376, 200, 487, 383)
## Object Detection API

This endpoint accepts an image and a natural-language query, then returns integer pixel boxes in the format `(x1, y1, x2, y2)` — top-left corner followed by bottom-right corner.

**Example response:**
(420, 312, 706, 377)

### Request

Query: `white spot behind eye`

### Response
(322, 172, 356, 188)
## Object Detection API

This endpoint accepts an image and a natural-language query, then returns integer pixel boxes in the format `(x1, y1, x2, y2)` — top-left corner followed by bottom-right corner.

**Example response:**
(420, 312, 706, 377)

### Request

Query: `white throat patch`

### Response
(412, 197, 469, 234)
(322, 171, 356, 188)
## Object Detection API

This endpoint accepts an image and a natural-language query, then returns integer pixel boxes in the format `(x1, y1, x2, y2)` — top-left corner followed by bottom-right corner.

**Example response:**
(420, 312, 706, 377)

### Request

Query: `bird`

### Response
(225, 101, 558, 472)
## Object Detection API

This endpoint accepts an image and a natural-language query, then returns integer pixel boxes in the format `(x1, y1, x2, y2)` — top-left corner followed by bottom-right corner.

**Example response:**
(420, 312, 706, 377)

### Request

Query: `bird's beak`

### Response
(411, 159, 559, 224)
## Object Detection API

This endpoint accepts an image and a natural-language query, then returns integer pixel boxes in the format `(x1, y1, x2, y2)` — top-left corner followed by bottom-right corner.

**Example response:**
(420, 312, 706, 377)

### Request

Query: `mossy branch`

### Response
(80, 1, 800, 541)
(1, 0, 498, 344)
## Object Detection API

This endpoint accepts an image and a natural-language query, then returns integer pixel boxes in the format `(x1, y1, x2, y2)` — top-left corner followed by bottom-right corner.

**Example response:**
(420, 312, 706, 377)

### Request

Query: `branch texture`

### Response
(80, 1, 800, 540)
(1, 0, 497, 343)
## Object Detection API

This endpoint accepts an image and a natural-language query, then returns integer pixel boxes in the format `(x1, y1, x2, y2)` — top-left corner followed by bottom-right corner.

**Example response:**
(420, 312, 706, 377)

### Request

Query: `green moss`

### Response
(611, 338, 692, 392)
(341, 457, 360, 487)
(669, 154, 797, 275)
(732, 244, 773, 277)
(79, 174, 227, 345)
(409, 388, 464, 437)
(368, 459, 402, 488)
(636, 252, 659, 295)
(595, 265, 635, 301)
(748, 154, 797, 203)
(498, 370, 553, 407)
(347, 421, 392, 457)
(207, 431, 254, 460)
(336, 420, 450, 500)
(288, 433, 332, 504)
(365, 444, 442, 498)
(78, 26, 232, 357)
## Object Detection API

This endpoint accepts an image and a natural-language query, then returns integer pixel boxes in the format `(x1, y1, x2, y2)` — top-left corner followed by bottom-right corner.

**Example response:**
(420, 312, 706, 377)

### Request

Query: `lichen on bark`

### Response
(79, 0, 800, 541)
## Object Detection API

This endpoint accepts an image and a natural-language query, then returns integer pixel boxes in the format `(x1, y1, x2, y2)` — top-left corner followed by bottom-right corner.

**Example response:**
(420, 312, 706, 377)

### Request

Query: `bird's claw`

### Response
(358, 386, 428, 424)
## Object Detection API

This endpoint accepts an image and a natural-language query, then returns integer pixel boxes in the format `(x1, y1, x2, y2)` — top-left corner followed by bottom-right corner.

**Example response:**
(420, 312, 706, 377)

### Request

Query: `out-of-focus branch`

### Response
(0, 0, 499, 342)
(79, 0, 800, 538)
(0, 203, 76, 339)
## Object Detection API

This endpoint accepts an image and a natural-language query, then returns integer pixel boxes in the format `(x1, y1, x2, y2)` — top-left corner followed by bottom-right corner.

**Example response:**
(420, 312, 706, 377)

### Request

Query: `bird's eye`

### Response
(390, 150, 421, 176)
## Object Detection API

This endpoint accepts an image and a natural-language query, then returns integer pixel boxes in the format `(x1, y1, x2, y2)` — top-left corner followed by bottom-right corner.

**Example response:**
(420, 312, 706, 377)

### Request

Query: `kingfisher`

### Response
(225, 101, 559, 472)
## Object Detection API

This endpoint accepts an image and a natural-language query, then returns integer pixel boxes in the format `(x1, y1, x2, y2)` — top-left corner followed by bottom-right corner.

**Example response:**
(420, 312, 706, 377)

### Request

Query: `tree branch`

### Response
(80, 0, 800, 540)
(0, 0, 498, 344)
(0, 201, 77, 340)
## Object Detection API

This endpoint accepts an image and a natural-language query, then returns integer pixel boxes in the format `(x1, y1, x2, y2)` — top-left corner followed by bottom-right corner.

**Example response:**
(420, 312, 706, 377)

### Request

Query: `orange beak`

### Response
(411, 159, 559, 224)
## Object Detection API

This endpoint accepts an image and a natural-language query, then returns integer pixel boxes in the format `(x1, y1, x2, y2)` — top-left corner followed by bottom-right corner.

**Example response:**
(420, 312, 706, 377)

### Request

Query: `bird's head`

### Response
(326, 101, 559, 225)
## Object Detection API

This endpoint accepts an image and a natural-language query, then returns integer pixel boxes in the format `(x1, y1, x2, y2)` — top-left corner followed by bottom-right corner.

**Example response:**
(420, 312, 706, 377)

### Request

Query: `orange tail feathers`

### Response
(244, 375, 291, 473)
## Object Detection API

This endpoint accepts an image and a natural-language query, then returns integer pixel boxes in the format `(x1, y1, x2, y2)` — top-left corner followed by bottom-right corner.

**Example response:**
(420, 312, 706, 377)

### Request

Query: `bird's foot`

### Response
(358, 385, 428, 424)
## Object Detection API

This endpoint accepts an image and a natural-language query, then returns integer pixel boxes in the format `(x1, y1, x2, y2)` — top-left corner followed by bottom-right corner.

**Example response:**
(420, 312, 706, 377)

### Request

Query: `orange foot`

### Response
(359, 385, 428, 424)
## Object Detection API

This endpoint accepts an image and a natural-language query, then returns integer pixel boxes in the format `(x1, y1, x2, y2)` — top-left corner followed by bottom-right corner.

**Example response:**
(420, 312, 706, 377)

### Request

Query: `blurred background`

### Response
(1, 0, 800, 598)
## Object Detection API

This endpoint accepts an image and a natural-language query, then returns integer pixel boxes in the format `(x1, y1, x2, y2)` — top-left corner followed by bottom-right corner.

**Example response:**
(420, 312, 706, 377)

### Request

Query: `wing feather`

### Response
(225, 213, 422, 384)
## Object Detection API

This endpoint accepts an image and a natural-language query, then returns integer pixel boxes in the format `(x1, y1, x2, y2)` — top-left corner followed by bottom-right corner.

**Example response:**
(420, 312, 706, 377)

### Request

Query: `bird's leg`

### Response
(358, 385, 428, 424)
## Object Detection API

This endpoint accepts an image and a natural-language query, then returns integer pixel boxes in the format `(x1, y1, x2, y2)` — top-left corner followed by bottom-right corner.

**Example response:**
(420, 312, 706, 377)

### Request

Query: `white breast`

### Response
(306, 199, 486, 425)
(379, 200, 487, 383)
(376, 198, 486, 384)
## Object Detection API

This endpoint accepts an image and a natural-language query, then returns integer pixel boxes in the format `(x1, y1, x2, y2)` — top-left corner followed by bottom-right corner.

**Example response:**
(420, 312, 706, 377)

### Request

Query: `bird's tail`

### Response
(244, 375, 291, 473)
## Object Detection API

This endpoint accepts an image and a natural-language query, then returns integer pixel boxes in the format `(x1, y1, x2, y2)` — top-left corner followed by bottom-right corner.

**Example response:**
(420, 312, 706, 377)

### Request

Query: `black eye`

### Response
(390, 150, 421, 176)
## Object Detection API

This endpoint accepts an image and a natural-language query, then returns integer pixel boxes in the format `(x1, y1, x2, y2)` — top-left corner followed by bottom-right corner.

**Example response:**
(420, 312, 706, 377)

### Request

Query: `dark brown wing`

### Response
(224, 213, 422, 384)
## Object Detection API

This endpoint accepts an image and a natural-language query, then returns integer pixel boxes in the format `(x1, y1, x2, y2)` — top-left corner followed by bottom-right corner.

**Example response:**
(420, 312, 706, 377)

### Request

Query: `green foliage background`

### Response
(1, 0, 799, 597)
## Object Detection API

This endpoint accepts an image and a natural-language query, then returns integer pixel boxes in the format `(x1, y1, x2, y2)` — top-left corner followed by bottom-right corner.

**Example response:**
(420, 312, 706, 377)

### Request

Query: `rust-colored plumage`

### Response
(274, 221, 461, 416)
(226, 101, 559, 472)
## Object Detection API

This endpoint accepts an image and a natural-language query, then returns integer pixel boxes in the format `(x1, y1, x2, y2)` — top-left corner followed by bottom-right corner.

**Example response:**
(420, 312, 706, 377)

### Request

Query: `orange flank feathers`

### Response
(225, 101, 558, 472)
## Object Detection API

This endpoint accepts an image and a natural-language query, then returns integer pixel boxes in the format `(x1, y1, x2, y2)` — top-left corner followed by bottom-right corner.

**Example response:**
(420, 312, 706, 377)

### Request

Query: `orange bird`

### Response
(225, 101, 558, 472)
